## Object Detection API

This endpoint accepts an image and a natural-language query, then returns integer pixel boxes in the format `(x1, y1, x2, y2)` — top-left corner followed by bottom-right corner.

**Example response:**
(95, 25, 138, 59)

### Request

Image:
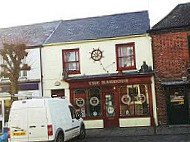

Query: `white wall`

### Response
(25, 48, 41, 80)
(42, 34, 153, 94)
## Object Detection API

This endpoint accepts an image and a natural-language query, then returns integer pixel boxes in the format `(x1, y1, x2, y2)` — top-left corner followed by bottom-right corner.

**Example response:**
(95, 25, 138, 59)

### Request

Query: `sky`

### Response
(0, 0, 190, 28)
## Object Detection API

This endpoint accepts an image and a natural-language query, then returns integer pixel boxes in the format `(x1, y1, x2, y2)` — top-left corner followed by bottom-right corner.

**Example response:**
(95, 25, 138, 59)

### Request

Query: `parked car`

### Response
(8, 98, 86, 142)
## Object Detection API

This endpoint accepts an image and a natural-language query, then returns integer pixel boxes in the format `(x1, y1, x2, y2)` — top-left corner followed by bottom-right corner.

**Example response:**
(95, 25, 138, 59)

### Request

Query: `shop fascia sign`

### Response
(89, 79, 128, 86)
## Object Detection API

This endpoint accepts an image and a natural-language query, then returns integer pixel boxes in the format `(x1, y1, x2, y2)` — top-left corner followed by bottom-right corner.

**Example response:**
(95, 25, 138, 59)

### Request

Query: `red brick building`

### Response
(149, 2, 190, 125)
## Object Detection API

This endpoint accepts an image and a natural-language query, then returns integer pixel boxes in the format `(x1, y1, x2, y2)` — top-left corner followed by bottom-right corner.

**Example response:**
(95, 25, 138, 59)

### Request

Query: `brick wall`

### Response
(151, 31, 190, 125)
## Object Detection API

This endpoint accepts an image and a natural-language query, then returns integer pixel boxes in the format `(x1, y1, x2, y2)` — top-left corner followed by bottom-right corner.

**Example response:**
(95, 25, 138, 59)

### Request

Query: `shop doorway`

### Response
(166, 86, 189, 124)
(102, 87, 119, 128)
(51, 89, 65, 98)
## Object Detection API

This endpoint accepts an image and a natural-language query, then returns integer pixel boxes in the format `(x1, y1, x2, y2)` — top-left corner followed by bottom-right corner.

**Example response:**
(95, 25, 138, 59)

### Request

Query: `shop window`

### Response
(116, 43, 136, 71)
(74, 89, 86, 118)
(88, 88, 101, 118)
(62, 49, 80, 74)
(119, 84, 149, 117)
(73, 88, 101, 119)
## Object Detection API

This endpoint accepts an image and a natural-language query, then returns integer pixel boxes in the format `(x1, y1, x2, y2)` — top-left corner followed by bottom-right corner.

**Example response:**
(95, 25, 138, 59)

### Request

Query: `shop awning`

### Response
(65, 71, 154, 82)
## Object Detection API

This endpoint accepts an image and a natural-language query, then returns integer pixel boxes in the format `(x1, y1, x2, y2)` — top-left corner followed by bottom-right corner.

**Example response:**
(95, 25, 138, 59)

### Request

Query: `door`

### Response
(102, 87, 119, 128)
(69, 106, 80, 138)
(167, 86, 189, 124)
(28, 108, 48, 141)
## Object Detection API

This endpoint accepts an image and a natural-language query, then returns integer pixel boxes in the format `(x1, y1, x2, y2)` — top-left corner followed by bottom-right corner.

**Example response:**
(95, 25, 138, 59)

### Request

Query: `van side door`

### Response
(69, 106, 80, 138)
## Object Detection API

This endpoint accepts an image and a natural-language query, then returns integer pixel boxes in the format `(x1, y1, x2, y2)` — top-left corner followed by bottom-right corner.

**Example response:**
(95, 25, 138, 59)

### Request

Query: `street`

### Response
(71, 134, 190, 142)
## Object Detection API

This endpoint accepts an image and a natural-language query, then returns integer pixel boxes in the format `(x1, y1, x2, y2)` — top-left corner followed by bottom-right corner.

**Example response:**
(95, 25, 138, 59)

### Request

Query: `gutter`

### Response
(39, 46, 44, 97)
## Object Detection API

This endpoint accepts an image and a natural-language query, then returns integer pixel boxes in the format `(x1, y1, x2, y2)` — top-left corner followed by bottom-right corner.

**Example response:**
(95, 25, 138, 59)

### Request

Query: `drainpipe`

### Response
(39, 46, 44, 97)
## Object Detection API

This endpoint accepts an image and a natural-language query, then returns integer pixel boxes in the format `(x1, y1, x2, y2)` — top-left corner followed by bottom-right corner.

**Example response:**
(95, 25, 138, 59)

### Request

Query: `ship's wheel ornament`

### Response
(90, 48, 103, 61)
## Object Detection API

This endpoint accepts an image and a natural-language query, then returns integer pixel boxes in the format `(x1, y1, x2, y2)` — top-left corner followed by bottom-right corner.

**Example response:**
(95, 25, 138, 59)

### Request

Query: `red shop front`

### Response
(67, 73, 155, 128)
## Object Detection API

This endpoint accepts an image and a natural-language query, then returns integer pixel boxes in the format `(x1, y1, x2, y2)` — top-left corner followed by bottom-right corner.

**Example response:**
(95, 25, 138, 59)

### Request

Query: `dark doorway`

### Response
(51, 89, 65, 98)
(166, 86, 189, 125)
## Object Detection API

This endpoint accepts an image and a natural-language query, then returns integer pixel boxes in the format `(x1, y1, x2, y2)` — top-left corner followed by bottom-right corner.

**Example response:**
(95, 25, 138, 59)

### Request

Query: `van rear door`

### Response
(28, 107, 48, 141)
(9, 108, 28, 141)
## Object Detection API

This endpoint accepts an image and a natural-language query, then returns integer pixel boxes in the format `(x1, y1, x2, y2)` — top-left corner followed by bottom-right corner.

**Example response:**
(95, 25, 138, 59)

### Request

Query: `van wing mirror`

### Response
(75, 112, 82, 120)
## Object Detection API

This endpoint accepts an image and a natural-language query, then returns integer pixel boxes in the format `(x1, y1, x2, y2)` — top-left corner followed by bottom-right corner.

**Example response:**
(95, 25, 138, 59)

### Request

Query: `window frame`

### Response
(62, 48, 80, 74)
(115, 42, 136, 71)
(119, 84, 150, 118)
(72, 87, 102, 120)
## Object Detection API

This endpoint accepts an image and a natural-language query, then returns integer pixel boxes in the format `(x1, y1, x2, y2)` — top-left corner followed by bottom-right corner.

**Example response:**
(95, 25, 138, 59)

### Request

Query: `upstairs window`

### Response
(62, 49, 80, 74)
(116, 43, 136, 71)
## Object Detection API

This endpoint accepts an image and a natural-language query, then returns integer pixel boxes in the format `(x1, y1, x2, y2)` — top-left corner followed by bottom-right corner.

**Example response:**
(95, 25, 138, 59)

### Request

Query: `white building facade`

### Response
(42, 11, 158, 128)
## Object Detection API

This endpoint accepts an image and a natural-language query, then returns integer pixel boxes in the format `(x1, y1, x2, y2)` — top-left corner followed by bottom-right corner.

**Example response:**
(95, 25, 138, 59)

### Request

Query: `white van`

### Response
(8, 98, 86, 142)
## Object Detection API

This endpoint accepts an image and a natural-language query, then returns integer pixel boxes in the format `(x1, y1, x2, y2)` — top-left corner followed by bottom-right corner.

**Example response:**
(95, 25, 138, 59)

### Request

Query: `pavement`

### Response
(73, 134, 190, 142)
(86, 125, 190, 138)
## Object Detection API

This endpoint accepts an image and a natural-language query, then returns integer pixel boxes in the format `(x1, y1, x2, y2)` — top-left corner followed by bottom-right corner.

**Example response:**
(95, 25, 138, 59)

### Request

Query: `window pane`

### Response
(117, 44, 135, 69)
(65, 51, 76, 62)
(88, 88, 101, 117)
(119, 57, 134, 68)
(135, 85, 149, 115)
(105, 93, 115, 117)
(23, 70, 27, 77)
(119, 46, 133, 57)
(74, 89, 86, 118)
(119, 85, 149, 117)
(67, 62, 77, 70)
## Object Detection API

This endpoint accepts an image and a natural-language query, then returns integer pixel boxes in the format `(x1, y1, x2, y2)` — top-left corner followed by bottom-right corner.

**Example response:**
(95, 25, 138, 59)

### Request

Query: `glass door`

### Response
(103, 87, 119, 128)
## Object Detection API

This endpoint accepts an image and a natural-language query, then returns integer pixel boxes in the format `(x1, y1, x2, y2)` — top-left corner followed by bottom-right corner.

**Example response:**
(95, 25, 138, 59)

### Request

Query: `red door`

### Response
(102, 86, 119, 128)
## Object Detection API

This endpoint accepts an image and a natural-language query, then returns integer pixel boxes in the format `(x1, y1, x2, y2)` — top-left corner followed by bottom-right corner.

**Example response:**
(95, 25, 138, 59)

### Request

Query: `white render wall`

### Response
(25, 48, 41, 80)
(42, 34, 153, 97)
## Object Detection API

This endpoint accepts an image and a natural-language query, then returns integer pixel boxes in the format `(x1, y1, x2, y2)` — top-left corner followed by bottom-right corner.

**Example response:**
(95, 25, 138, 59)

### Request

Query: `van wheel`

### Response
(56, 132, 64, 142)
(78, 125, 86, 139)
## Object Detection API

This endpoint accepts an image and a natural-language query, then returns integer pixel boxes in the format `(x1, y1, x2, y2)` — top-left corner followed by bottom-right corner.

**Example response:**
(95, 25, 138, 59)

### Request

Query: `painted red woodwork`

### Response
(148, 84, 155, 126)
(115, 42, 136, 71)
(102, 86, 119, 128)
(62, 48, 80, 74)
(69, 75, 154, 128)
(68, 75, 152, 89)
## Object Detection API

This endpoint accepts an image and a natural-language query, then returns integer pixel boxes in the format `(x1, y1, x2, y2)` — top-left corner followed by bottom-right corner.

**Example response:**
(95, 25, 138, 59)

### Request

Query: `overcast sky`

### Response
(0, 0, 189, 28)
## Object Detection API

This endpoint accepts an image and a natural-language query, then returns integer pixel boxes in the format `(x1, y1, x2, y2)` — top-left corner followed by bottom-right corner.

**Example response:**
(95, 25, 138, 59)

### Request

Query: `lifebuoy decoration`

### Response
(138, 94, 146, 103)
(90, 97, 100, 106)
(75, 98, 85, 107)
(107, 106, 115, 114)
(121, 94, 131, 105)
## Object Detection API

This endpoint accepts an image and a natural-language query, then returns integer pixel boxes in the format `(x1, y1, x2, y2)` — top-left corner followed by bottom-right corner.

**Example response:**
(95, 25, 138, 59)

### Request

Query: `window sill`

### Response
(117, 66, 136, 71)
(119, 114, 150, 118)
(67, 71, 81, 75)
(83, 117, 102, 120)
